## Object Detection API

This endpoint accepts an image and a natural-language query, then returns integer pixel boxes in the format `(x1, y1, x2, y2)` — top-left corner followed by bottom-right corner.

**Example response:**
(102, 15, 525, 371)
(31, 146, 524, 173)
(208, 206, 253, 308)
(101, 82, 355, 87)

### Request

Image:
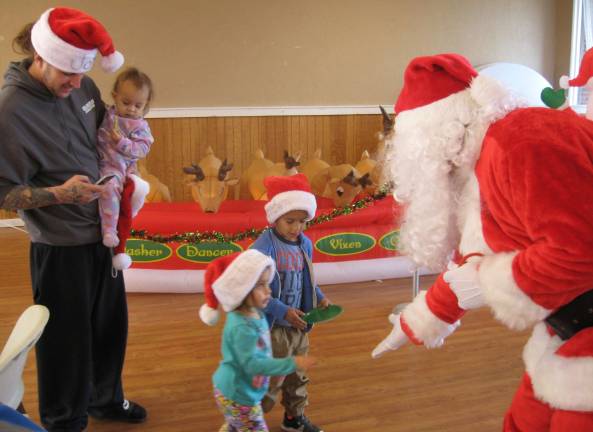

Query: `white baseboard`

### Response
(146, 104, 395, 119)
(0, 218, 25, 228)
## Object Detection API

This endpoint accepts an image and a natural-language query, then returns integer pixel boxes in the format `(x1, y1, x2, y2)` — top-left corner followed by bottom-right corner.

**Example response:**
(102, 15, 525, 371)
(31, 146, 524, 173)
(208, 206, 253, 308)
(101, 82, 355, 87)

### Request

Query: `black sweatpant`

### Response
(30, 242, 128, 432)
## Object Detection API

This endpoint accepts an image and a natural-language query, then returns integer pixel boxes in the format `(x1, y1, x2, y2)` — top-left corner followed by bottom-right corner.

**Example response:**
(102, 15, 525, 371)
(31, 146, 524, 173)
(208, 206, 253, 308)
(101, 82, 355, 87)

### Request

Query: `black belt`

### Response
(545, 289, 593, 340)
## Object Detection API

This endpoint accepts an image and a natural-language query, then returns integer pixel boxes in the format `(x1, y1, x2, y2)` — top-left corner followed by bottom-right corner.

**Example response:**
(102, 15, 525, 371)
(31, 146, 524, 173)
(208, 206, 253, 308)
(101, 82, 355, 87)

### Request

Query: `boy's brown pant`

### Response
(261, 326, 310, 417)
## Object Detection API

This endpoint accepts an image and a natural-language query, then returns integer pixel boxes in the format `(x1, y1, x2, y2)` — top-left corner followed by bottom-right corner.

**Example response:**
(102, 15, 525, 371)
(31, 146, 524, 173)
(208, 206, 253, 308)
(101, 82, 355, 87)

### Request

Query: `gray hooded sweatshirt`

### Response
(0, 59, 106, 245)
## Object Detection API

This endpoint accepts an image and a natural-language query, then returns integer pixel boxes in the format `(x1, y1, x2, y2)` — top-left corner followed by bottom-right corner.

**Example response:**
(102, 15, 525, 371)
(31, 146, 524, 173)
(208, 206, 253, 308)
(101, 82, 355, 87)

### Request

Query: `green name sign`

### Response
(177, 242, 243, 263)
(315, 232, 376, 256)
(126, 239, 172, 263)
(379, 230, 399, 251)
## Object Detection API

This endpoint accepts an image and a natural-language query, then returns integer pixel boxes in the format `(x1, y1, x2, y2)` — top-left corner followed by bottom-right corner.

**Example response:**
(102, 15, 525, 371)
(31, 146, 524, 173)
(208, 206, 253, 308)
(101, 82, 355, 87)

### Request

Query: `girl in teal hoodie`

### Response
(200, 249, 316, 431)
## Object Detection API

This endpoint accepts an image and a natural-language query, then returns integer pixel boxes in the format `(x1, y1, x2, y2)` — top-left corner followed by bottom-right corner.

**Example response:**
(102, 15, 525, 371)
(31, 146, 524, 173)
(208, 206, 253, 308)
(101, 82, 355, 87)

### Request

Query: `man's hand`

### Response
(50, 175, 105, 205)
(318, 298, 331, 309)
(371, 313, 409, 359)
(443, 257, 484, 310)
(285, 308, 307, 330)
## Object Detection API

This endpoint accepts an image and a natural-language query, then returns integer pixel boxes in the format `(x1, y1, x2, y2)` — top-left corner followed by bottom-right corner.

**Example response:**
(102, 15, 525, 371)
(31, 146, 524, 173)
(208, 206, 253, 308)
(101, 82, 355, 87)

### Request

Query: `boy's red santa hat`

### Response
(31, 7, 124, 74)
(559, 47, 593, 89)
(264, 173, 317, 224)
(200, 249, 275, 326)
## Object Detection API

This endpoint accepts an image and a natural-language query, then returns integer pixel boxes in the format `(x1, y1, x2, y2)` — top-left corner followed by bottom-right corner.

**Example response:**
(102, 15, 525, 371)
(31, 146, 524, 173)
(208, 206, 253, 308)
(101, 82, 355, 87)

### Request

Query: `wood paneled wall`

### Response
(0, 114, 385, 220)
(146, 114, 385, 201)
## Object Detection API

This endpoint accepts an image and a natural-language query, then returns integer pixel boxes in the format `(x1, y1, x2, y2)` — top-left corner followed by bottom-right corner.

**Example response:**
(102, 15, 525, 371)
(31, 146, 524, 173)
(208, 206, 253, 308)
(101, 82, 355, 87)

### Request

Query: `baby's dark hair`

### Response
(12, 22, 35, 58)
(112, 67, 154, 112)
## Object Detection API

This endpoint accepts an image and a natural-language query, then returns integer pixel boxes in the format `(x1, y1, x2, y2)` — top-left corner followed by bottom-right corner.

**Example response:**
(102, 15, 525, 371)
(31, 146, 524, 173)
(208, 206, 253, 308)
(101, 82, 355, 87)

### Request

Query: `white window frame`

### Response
(569, 0, 592, 113)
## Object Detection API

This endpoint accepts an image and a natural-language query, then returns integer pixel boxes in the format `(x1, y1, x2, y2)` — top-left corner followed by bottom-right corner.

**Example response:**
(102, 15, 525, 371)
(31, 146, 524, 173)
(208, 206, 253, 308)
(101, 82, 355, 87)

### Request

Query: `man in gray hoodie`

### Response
(0, 8, 146, 431)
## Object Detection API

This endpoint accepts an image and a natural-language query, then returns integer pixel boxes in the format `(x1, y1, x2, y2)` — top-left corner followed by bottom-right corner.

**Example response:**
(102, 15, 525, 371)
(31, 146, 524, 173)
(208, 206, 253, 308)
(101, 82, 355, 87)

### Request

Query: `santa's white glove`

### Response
(443, 257, 484, 310)
(371, 313, 409, 359)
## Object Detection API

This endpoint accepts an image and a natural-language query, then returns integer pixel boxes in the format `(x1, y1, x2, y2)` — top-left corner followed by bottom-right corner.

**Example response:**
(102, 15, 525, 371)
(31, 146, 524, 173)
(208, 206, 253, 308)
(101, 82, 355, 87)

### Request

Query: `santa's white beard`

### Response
(385, 75, 524, 271)
(391, 133, 461, 272)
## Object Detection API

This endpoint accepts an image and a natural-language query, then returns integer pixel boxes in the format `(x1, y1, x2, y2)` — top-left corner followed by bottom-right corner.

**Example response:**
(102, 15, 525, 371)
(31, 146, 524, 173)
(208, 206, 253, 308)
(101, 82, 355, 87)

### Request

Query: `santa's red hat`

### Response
(394, 53, 478, 114)
(264, 173, 317, 224)
(31, 7, 124, 73)
(559, 47, 593, 89)
(199, 249, 275, 326)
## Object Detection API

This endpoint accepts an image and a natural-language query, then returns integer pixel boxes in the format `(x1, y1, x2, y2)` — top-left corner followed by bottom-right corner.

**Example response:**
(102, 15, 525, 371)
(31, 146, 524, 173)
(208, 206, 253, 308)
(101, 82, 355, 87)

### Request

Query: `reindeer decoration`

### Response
(301, 149, 370, 208)
(240, 149, 301, 200)
(137, 160, 172, 203)
(183, 147, 238, 213)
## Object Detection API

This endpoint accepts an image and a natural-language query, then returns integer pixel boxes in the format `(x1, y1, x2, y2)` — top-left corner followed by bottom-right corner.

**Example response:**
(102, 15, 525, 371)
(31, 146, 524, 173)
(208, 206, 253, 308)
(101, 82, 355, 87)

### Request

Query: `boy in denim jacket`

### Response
(250, 174, 330, 432)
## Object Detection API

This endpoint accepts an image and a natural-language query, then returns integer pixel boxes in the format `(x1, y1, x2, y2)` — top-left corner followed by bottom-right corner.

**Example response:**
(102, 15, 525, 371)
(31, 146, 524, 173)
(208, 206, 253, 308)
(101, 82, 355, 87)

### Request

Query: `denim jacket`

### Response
(250, 229, 325, 331)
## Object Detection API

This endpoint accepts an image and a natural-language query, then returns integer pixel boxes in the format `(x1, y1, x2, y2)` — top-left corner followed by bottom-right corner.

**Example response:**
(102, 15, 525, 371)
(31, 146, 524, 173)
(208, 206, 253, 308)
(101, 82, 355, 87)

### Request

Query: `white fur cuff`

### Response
(402, 291, 461, 348)
(479, 252, 550, 330)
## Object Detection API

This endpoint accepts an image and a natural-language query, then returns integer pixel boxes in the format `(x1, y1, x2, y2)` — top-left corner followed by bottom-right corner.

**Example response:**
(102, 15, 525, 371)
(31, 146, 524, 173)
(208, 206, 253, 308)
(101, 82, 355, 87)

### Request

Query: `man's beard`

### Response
(391, 133, 461, 271)
(385, 92, 484, 271)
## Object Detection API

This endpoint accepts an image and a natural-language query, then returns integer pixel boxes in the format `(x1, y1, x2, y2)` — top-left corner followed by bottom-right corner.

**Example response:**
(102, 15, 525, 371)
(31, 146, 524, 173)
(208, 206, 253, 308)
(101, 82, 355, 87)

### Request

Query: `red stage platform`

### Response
(123, 196, 424, 292)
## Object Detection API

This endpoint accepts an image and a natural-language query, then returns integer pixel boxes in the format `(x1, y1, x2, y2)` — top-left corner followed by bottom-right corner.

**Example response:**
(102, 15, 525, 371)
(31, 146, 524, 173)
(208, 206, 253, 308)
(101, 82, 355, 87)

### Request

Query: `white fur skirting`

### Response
(523, 323, 593, 411)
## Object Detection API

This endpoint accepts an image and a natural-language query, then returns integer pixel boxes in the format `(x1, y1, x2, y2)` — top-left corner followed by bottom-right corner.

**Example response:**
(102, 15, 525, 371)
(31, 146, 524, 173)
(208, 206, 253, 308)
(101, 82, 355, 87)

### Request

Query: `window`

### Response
(569, 0, 593, 111)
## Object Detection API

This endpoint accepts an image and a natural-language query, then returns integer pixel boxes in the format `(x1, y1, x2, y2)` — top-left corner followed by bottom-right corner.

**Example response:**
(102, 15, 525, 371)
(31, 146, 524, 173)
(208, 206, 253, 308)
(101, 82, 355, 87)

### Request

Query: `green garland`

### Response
(130, 184, 392, 245)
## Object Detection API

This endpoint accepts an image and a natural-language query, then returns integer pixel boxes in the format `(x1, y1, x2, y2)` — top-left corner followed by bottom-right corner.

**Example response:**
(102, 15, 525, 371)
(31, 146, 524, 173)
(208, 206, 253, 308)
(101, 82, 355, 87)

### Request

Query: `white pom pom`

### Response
(200, 304, 220, 326)
(559, 75, 570, 90)
(101, 51, 124, 73)
(113, 253, 132, 270)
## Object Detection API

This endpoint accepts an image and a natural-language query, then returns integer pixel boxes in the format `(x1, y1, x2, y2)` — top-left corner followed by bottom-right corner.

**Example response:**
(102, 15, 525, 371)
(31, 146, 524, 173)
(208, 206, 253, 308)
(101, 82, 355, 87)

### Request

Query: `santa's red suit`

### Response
(373, 54, 593, 431)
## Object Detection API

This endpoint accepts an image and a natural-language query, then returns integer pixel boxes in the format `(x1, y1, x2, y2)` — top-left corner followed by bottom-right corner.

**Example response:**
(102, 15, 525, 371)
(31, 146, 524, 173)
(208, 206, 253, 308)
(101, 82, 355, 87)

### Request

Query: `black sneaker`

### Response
(281, 413, 324, 432)
(88, 399, 147, 423)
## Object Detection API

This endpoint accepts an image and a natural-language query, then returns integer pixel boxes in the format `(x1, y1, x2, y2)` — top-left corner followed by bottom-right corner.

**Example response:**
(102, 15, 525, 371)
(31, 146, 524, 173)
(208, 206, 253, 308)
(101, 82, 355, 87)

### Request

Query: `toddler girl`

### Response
(200, 249, 316, 431)
(97, 66, 153, 248)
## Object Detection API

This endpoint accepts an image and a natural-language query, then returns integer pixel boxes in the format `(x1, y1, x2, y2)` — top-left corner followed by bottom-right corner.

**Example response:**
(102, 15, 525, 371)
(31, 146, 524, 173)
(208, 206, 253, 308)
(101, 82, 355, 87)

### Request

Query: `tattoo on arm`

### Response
(1, 186, 59, 210)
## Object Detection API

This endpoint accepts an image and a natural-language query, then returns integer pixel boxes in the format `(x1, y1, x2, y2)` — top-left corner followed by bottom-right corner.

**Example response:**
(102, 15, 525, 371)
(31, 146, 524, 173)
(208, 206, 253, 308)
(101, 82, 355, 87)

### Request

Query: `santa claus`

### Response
(372, 53, 593, 431)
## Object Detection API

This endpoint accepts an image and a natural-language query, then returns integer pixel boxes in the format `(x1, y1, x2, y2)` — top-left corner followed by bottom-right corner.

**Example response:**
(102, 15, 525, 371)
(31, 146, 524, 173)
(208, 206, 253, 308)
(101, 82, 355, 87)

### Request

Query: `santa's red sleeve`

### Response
(476, 109, 593, 330)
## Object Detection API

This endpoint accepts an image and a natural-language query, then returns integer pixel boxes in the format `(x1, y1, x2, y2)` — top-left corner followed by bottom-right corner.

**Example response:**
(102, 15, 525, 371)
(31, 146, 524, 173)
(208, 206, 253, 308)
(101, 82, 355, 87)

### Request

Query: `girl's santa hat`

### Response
(112, 175, 150, 271)
(559, 47, 593, 89)
(199, 249, 275, 326)
(264, 173, 317, 224)
(31, 7, 124, 73)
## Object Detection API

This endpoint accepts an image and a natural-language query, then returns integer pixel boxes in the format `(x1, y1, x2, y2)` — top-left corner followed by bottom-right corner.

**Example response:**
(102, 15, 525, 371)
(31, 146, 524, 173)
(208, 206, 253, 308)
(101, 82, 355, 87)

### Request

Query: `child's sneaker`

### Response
(281, 413, 324, 432)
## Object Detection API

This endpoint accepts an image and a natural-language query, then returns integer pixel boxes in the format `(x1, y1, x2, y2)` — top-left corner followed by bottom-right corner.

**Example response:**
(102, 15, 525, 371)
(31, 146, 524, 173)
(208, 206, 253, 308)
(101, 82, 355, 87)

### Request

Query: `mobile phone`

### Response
(95, 174, 116, 185)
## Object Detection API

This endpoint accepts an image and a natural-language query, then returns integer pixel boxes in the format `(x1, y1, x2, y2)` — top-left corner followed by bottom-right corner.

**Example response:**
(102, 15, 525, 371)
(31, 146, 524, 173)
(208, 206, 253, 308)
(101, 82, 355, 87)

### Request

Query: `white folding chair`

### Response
(0, 305, 50, 410)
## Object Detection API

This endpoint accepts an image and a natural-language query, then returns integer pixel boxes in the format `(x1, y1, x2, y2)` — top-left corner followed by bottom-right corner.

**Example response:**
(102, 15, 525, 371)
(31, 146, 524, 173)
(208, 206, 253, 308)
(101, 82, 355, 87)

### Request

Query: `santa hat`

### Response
(394, 53, 478, 114)
(199, 249, 275, 326)
(264, 173, 317, 224)
(559, 47, 593, 89)
(112, 175, 150, 271)
(31, 7, 124, 73)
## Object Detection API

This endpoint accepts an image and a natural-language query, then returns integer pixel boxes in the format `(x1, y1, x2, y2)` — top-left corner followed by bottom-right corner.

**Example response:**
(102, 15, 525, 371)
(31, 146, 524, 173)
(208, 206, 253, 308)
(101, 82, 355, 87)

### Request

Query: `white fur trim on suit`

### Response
(401, 291, 461, 348)
(213, 249, 275, 312)
(31, 9, 98, 74)
(457, 174, 492, 256)
(479, 252, 551, 330)
(523, 323, 593, 410)
(265, 190, 317, 224)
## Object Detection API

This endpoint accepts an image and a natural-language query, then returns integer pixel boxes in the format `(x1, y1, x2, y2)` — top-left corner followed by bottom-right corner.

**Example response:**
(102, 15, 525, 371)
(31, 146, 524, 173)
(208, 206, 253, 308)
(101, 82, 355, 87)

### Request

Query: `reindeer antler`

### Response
(380, 105, 395, 135)
(358, 173, 373, 188)
(343, 170, 359, 187)
(183, 164, 205, 181)
(218, 159, 234, 181)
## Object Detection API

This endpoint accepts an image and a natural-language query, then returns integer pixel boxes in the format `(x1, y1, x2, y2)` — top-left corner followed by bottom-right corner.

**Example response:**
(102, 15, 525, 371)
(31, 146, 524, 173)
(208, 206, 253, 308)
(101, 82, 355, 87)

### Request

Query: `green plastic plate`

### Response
(302, 304, 343, 324)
